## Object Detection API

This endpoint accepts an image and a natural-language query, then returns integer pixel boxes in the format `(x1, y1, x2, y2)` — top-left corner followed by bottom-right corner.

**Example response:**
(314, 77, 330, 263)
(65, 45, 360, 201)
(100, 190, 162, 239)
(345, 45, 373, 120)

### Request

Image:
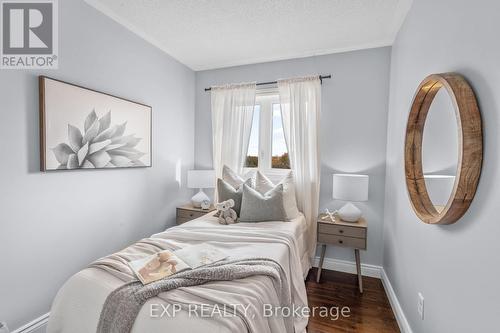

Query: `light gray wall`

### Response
(0, 0, 195, 330)
(195, 48, 391, 267)
(383, 0, 500, 332)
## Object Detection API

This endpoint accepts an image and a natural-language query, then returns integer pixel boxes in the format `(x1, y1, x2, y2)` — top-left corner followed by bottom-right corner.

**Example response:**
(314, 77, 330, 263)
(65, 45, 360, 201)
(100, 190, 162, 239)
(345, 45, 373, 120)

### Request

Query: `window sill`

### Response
(243, 167, 290, 183)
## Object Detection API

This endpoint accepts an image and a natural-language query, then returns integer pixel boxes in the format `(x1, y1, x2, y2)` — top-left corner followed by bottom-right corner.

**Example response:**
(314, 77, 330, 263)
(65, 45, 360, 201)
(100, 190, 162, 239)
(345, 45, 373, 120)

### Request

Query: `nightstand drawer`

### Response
(176, 204, 216, 225)
(176, 209, 207, 220)
(176, 217, 193, 225)
(317, 234, 366, 249)
(318, 223, 366, 238)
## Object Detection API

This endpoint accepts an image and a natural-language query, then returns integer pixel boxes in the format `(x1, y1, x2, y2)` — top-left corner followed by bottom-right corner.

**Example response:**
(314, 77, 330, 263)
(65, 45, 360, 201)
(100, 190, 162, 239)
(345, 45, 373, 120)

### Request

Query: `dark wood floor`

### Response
(305, 268, 400, 333)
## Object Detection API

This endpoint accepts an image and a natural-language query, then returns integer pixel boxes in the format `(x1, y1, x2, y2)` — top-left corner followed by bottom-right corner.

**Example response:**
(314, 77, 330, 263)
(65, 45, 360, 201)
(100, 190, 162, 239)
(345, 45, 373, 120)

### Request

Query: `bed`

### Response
(47, 212, 311, 333)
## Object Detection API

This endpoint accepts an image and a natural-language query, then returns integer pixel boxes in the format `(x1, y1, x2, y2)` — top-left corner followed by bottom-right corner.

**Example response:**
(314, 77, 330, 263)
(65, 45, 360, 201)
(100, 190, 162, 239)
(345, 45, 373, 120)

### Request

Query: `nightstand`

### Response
(176, 204, 215, 225)
(316, 213, 367, 292)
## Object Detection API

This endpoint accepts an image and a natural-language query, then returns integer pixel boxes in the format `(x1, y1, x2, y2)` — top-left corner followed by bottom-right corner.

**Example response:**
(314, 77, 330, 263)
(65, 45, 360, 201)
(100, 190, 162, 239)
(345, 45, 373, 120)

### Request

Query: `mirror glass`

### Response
(422, 88, 458, 211)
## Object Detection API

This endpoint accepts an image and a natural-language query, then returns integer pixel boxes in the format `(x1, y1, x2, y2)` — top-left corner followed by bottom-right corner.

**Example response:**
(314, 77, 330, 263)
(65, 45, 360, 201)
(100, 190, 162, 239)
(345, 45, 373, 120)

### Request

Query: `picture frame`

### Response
(39, 76, 152, 171)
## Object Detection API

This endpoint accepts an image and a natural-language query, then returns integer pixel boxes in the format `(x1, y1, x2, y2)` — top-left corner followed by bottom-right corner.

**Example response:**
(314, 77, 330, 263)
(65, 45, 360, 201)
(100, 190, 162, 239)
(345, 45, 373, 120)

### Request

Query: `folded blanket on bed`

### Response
(94, 258, 293, 333)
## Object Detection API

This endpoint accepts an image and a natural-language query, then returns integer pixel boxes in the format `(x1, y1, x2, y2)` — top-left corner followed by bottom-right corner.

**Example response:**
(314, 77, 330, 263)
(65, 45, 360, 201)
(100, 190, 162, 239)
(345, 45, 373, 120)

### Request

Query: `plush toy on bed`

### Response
(216, 199, 238, 225)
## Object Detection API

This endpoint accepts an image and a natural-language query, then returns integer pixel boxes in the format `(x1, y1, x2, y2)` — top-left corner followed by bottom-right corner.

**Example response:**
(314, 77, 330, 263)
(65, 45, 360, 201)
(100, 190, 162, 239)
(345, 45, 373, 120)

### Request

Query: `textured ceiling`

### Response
(85, 0, 412, 71)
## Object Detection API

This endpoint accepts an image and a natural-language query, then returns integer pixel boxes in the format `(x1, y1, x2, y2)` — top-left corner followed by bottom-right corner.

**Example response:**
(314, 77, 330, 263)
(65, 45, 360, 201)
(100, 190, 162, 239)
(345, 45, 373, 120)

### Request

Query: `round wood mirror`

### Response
(405, 73, 483, 224)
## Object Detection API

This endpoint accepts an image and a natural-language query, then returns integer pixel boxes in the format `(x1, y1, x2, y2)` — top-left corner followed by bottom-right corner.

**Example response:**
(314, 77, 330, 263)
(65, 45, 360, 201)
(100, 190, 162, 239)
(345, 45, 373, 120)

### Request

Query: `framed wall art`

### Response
(39, 76, 152, 171)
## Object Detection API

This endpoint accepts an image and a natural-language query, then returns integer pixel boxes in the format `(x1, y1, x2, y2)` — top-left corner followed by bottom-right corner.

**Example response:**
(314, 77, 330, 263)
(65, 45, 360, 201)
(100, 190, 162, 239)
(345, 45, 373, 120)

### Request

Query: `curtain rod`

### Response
(204, 74, 332, 92)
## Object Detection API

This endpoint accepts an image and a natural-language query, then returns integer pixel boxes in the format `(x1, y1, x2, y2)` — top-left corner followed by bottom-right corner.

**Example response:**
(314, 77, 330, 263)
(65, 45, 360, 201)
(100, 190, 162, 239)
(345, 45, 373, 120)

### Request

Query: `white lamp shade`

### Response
(187, 170, 215, 189)
(333, 174, 369, 202)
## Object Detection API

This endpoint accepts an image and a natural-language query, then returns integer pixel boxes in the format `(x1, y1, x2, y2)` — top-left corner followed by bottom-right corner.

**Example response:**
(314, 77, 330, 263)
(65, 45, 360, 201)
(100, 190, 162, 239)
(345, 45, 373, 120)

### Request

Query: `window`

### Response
(271, 103, 289, 169)
(245, 105, 260, 167)
(245, 93, 290, 170)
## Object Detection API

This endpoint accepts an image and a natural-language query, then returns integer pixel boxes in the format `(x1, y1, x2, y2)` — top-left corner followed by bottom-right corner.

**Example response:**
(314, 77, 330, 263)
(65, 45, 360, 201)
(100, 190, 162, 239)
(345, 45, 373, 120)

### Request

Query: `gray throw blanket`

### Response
(95, 258, 293, 333)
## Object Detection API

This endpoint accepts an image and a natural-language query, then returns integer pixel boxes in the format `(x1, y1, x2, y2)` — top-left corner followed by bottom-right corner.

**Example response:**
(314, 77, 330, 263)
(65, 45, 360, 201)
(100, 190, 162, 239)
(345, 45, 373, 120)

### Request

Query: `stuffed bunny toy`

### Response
(216, 199, 237, 225)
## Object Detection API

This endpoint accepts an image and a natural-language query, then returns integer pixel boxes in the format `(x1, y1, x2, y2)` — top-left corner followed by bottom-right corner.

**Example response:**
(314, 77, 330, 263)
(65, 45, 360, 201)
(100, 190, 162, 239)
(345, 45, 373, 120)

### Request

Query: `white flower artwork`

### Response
(40, 77, 152, 171)
(52, 110, 145, 169)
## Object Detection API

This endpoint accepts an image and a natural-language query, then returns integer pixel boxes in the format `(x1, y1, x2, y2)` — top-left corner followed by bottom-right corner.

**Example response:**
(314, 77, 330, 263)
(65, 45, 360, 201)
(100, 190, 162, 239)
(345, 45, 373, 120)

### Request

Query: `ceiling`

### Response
(85, 0, 412, 71)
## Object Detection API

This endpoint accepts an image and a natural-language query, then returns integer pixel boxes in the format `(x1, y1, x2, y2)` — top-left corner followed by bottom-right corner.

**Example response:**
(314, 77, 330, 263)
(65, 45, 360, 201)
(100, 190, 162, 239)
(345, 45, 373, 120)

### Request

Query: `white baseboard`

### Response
(381, 269, 413, 333)
(312, 256, 382, 278)
(312, 257, 413, 333)
(11, 313, 49, 333)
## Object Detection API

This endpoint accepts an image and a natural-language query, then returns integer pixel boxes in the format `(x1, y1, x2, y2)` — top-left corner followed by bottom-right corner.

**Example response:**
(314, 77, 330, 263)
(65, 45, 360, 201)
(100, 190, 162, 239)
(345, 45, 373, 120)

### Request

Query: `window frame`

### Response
(244, 89, 290, 177)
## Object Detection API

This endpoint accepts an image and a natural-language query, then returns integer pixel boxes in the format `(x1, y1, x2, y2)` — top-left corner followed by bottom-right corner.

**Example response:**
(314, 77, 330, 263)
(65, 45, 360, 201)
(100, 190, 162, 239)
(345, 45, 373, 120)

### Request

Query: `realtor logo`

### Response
(1, 0, 58, 69)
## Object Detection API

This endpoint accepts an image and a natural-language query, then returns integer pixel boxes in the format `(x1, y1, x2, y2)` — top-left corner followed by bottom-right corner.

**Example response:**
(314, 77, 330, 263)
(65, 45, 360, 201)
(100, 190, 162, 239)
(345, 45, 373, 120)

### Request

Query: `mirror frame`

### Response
(405, 73, 483, 224)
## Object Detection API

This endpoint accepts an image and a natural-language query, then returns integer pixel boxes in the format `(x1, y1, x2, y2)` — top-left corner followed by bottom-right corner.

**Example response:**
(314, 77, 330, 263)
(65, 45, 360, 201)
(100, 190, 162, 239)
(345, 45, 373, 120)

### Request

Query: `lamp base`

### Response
(191, 189, 210, 208)
(337, 202, 362, 222)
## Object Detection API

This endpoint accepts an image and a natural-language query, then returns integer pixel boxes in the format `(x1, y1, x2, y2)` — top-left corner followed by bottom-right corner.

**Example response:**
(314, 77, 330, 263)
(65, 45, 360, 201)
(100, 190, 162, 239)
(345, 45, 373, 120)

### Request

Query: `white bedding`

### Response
(47, 213, 310, 333)
(186, 214, 311, 278)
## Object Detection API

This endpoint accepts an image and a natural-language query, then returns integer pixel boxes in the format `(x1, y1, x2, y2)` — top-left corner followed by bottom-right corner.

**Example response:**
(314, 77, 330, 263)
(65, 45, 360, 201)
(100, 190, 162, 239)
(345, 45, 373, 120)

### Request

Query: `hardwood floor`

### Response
(306, 268, 400, 333)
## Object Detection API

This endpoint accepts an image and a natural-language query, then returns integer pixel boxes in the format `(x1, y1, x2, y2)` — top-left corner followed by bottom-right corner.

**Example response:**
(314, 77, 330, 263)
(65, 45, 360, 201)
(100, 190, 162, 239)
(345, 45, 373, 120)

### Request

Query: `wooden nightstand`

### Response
(176, 204, 215, 225)
(316, 213, 367, 292)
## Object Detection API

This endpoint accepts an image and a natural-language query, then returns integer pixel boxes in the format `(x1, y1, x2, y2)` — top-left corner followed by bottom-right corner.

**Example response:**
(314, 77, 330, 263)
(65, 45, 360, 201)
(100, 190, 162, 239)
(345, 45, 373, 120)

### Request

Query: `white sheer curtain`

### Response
(211, 83, 257, 179)
(278, 76, 321, 261)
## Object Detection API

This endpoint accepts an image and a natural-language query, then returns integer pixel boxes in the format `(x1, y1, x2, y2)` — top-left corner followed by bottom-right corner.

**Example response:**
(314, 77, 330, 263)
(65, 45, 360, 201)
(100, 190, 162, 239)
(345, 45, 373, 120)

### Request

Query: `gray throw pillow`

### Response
(254, 171, 300, 220)
(216, 178, 251, 215)
(239, 184, 287, 222)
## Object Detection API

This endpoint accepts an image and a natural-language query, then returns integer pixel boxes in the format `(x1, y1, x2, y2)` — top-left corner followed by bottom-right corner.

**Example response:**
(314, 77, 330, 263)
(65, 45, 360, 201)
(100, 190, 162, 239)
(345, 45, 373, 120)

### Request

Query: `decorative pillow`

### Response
(239, 184, 287, 222)
(216, 177, 252, 215)
(222, 165, 255, 189)
(254, 171, 300, 220)
(222, 165, 245, 189)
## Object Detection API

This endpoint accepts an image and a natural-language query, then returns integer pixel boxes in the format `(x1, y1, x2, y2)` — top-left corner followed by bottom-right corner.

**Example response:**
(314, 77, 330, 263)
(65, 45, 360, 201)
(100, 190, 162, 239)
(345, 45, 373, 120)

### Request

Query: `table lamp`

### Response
(187, 170, 215, 208)
(332, 174, 369, 222)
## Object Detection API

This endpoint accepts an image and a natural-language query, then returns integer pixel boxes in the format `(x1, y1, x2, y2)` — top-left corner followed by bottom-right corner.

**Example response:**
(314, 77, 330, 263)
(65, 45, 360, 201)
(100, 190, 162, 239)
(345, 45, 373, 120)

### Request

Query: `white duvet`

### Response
(47, 214, 311, 333)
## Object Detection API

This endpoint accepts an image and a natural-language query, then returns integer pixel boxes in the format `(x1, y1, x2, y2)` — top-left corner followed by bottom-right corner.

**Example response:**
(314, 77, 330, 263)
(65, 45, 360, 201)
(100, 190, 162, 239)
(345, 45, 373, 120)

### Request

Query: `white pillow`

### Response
(255, 171, 300, 220)
(222, 165, 254, 189)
